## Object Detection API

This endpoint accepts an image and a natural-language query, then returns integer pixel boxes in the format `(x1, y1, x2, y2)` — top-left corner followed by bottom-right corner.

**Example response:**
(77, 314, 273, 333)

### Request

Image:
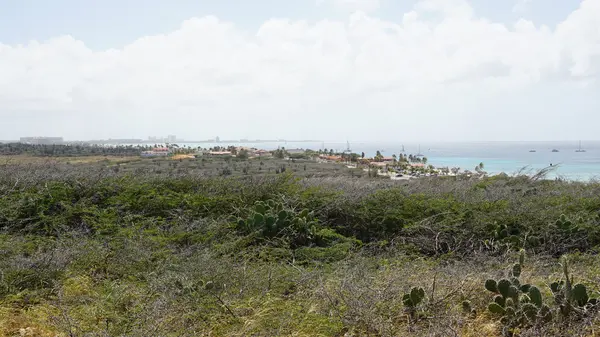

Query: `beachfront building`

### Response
(207, 151, 232, 157)
(141, 147, 171, 157)
(255, 149, 272, 158)
(235, 146, 257, 157)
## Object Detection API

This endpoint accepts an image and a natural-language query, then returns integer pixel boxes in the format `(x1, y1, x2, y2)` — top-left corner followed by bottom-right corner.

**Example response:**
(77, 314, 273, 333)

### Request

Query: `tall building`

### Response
(215, 136, 220, 143)
(167, 135, 177, 143)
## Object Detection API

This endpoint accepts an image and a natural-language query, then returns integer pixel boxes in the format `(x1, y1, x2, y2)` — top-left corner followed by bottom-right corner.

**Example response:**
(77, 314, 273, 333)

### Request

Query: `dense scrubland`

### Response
(2, 154, 600, 336)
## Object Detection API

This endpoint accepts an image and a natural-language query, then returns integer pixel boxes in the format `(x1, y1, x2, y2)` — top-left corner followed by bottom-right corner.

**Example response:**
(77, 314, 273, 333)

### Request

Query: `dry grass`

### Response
(2, 247, 600, 336)
(2, 158, 600, 336)
(170, 154, 195, 160)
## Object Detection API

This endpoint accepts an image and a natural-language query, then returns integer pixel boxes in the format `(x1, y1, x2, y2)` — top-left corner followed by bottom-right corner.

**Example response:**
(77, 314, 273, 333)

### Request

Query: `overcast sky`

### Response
(0, 0, 598, 141)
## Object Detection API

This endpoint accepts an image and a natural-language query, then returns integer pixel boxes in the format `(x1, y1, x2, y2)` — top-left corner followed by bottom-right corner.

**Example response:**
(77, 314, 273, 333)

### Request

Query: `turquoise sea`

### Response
(341, 141, 600, 181)
(147, 141, 600, 181)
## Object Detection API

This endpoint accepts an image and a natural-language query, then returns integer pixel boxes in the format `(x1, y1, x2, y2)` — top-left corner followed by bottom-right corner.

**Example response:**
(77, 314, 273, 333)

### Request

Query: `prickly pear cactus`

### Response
(555, 214, 579, 233)
(485, 279, 498, 293)
(403, 287, 425, 307)
(494, 223, 523, 248)
(528, 286, 543, 308)
(402, 286, 427, 321)
(234, 199, 321, 247)
(483, 249, 550, 331)
(551, 255, 599, 316)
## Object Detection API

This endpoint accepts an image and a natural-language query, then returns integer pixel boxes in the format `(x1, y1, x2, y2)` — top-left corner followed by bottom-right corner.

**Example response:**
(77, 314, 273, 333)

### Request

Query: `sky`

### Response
(0, 0, 598, 142)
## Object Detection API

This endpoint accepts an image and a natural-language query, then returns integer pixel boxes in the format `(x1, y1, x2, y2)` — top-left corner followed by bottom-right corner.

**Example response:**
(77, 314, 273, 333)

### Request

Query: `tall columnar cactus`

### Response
(519, 249, 525, 266)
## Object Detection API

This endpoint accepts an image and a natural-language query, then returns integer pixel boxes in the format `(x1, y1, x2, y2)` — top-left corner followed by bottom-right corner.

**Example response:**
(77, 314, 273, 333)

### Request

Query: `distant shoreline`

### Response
(87, 140, 323, 144)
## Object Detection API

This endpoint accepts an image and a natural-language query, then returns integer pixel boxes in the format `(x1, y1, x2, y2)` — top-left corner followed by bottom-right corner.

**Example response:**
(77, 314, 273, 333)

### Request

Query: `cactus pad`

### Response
(528, 286, 543, 307)
(498, 279, 511, 297)
(488, 302, 506, 315)
(485, 279, 498, 293)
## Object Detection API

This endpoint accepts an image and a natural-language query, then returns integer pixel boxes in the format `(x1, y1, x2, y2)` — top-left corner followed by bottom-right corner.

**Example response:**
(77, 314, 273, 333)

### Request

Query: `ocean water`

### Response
(147, 141, 600, 181)
(347, 141, 600, 181)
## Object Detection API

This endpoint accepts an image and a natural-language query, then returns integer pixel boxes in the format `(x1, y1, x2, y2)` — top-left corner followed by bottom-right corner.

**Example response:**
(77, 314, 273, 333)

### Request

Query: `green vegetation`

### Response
(2, 155, 600, 336)
(0, 143, 204, 157)
(0, 143, 142, 156)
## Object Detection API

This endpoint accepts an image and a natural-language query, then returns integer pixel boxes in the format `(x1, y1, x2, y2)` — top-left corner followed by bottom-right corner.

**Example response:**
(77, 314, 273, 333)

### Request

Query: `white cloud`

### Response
(0, 0, 599, 141)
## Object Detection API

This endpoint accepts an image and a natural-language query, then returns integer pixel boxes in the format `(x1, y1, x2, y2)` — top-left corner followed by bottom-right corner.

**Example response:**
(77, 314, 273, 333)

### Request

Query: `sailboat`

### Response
(344, 141, 352, 154)
(576, 140, 586, 153)
(416, 145, 424, 157)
